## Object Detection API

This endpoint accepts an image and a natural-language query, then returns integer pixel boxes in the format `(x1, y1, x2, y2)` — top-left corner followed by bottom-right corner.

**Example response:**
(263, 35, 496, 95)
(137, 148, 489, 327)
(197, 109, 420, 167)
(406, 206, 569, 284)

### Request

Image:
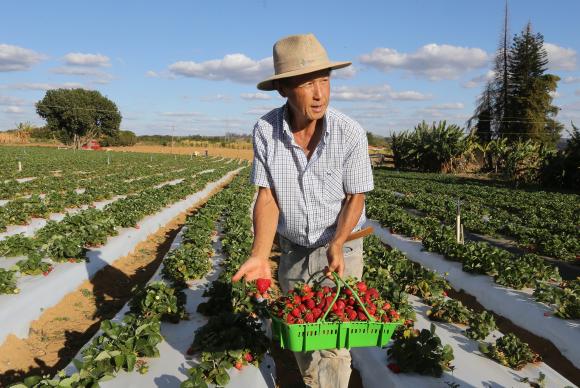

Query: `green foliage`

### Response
(480, 333, 540, 370)
(391, 121, 469, 172)
(388, 324, 454, 377)
(533, 280, 579, 319)
(540, 122, 580, 190)
(466, 311, 497, 340)
(129, 281, 187, 323)
(427, 298, 471, 324)
(100, 130, 137, 147)
(36, 88, 122, 149)
(0, 269, 19, 294)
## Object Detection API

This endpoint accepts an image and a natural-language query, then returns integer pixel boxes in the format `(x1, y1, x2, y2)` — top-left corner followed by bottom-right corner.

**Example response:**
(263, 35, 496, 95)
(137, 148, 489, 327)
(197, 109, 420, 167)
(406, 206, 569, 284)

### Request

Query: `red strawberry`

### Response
(312, 308, 322, 319)
(316, 291, 323, 299)
(234, 361, 243, 370)
(305, 312, 315, 323)
(304, 299, 315, 309)
(347, 298, 355, 306)
(303, 284, 312, 293)
(336, 300, 346, 311)
(347, 310, 357, 321)
(244, 353, 253, 362)
(442, 291, 448, 297)
(344, 288, 353, 296)
(356, 282, 367, 293)
(358, 312, 368, 321)
(256, 278, 271, 294)
(291, 308, 301, 318)
(387, 363, 401, 374)
(286, 315, 295, 324)
(382, 303, 391, 311)
(293, 295, 302, 305)
(322, 286, 331, 294)
(299, 304, 307, 313)
(43, 271, 49, 276)
(381, 315, 391, 323)
(295, 318, 305, 324)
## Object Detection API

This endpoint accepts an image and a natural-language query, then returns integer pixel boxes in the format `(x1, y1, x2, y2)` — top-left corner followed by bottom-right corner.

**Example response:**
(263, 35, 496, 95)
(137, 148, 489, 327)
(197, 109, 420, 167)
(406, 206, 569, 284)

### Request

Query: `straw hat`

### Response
(257, 33, 351, 91)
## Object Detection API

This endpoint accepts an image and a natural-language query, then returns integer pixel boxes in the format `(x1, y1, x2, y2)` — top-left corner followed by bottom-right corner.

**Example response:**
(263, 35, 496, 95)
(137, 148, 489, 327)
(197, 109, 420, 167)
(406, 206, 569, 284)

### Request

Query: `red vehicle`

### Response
(81, 140, 101, 150)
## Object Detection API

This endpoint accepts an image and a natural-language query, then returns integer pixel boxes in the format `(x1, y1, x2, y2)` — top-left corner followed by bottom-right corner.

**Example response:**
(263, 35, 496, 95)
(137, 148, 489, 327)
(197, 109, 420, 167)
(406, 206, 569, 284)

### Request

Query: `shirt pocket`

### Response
(323, 168, 344, 201)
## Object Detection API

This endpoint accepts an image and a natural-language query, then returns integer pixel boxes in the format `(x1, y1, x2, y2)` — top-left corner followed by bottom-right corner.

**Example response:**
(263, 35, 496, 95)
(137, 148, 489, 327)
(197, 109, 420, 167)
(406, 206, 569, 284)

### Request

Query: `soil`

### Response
(0, 176, 237, 386)
(108, 144, 254, 161)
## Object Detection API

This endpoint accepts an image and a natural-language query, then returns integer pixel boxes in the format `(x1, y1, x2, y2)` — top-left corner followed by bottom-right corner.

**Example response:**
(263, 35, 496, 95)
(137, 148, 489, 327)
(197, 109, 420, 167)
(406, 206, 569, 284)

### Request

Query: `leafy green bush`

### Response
(129, 281, 187, 323)
(466, 311, 497, 340)
(480, 333, 540, 370)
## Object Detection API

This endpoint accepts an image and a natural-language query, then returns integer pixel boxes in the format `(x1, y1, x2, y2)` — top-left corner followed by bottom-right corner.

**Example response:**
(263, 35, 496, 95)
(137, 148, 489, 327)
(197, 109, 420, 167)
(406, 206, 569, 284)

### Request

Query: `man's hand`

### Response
(232, 256, 272, 282)
(325, 242, 345, 279)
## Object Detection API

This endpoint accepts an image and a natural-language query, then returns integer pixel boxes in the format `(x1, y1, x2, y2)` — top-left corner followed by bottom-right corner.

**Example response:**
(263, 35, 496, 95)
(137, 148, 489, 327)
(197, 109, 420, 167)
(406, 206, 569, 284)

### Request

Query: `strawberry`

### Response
(316, 291, 324, 299)
(387, 363, 401, 374)
(356, 282, 367, 293)
(244, 353, 253, 362)
(305, 312, 315, 323)
(303, 284, 312, 293)
(295, 318, 305, 324)
(43, 271, 49, 276)
(347, 298, 355, 306)
(286, 315, 295, 324)
(299, 304, 307, 313)
(382, 302, 391, 311)
(256, 278, 271, 294)
(347, 310, 357, 321)
(304, 299, 315, 309)
(186, 346, 195, 355)
(291, 308, 301, 318)
(358, 312, 368, 321)
(312, 307, 322, 319)
(293, 295, 302, 305)
(381, 315, 391, 323)
(442, 291, 448, 297)
(344, 288, 353, 296)
(234, 361, 243, 370)
(336, 299, 346, 311)
(322, 286, 331, 295)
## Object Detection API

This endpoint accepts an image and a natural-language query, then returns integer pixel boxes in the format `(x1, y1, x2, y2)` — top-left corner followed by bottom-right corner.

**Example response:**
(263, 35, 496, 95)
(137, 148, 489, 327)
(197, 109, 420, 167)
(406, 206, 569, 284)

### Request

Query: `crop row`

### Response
(373, 169, 579, 261)
(8, 169, 254, 387)
(0, 164, 235, 294)
(366, 190, 579, 320)
(0, 160, 221, 232)
(363, 235, 544, 374)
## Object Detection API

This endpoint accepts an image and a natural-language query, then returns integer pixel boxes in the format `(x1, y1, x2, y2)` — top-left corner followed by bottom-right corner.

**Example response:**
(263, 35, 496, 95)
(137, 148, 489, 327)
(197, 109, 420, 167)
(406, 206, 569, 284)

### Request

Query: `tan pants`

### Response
(277, 235, 364, 388)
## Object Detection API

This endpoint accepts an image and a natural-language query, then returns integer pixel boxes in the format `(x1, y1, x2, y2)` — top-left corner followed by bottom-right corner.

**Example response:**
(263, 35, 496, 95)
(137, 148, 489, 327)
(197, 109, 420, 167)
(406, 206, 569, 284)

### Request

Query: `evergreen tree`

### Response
(503, 22, 562, 145)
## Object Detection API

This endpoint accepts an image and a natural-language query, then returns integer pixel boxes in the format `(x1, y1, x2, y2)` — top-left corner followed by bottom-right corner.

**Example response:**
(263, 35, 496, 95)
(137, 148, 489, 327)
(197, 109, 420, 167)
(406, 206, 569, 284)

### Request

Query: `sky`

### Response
(1, 0, 580, 138)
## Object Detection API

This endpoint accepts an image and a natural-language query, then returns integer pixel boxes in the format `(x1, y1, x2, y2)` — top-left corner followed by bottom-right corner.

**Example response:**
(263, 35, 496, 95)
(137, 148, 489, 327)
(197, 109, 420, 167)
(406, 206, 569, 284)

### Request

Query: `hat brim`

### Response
(256, 61, 351, 91)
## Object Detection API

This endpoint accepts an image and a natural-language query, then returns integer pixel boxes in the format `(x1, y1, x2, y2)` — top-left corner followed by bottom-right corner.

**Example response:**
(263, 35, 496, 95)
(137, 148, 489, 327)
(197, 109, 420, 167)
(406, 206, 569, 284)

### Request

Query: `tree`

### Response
(36, 88, 122, 149)
(504, 23, 562, 145)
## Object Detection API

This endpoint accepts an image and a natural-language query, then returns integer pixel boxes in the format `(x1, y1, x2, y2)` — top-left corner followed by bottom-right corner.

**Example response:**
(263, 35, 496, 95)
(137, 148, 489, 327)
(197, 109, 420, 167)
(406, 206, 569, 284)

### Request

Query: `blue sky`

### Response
(1, 0, 580, 137)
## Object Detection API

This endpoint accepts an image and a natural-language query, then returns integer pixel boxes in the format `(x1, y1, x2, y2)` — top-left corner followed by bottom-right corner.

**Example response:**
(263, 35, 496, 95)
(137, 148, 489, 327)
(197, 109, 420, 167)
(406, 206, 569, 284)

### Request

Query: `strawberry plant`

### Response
(0, 268, 19, 294)
(387, 324, 454, 377)
(534, 280, 579, 319)
(0, 233, 38, 257)
(427, 298, 471, 324)
(479, 333, 540, 370)
(15, 256, 53, 276)
(466, 311, 497, 340)
(129, 281, 187, 323)
(161, 244, 213, 285)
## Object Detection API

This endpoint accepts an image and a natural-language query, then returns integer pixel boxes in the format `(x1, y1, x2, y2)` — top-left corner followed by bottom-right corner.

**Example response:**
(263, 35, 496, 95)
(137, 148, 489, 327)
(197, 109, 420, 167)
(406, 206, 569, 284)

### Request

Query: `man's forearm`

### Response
(251, 187, 280, 259)
(330, 193, 365, 246)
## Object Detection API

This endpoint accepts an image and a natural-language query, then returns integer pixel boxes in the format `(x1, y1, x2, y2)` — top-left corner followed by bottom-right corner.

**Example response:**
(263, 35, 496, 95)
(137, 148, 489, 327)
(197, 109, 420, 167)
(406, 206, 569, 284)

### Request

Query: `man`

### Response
(232, 33, 374, 388)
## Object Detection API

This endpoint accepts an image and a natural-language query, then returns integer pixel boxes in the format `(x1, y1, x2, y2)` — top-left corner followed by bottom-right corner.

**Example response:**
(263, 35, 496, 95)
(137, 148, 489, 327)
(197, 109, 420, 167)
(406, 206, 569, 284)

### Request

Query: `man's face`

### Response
(279, 69, 331, 124)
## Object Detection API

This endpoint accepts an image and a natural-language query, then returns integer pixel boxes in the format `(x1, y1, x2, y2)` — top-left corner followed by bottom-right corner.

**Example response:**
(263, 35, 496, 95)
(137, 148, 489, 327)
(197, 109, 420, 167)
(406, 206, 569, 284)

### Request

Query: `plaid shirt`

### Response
(250, 104, 374, 248)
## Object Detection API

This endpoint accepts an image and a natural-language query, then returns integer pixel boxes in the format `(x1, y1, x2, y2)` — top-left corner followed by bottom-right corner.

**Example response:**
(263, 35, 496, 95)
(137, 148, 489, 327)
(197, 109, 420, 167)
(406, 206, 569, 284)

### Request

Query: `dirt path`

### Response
(0, 177, 237, 386)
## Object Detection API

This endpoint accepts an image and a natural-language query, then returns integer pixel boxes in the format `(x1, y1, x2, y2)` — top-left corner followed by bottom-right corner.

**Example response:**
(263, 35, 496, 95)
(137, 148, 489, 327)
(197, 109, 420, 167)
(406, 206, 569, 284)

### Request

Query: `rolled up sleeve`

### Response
(250, 123, 272, 188)
(343, 127, 374, 194)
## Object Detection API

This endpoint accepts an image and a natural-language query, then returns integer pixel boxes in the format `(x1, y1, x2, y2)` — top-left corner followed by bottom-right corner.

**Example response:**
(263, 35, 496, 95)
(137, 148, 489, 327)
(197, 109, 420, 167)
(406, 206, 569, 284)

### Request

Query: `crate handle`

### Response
(318, 272, 376, 323)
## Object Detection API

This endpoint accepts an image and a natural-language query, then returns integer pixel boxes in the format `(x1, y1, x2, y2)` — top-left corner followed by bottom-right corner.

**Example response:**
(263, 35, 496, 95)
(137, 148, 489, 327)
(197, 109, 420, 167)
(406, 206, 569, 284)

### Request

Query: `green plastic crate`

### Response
(270, 272, 401, 352)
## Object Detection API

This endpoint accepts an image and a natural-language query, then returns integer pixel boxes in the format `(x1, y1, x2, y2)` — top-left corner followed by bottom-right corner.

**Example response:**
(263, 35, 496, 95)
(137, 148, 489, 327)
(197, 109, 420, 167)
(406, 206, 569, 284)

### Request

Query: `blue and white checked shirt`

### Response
(250, 104, 374, 248)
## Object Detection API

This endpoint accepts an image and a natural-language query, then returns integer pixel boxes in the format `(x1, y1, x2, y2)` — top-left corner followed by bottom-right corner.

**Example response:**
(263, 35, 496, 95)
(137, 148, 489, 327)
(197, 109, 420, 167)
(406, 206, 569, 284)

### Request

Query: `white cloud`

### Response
(5, 82, 85, 91)
(199, 94, 231, 102)
(545, 43, 576, 71)
(332, 84, 431, 102)
(0, 95, 27, 106)
(360, 44, 489, 80)
(169, 54, 273, 83)
(429, 102, 465, 110)
(563, 76, 580, 84)
(245, 105, 278, 115)
(0, 43, 46, 71)
(160, 111, 203, 117)
(463, 70, 495, 88)
(332, 65, 357, 79)
(4, 106, 24, 114)
(63, 52, 110, 67)
(50, 66, 113, 83)
(146, 70, 159, 78)
(241, 92, 271, 100)
(549, 91, 560, 99)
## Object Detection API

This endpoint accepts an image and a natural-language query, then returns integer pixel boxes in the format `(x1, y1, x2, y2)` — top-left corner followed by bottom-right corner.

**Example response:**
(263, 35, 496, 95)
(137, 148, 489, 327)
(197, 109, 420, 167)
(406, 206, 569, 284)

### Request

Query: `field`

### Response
(0, 145, 578, 387)
(107, 144, 254, 161)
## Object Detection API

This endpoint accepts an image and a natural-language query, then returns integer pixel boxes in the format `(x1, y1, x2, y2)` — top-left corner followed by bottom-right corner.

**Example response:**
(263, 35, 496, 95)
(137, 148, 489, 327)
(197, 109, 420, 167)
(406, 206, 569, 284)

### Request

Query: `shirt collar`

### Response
(281, 103, 330, 145)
